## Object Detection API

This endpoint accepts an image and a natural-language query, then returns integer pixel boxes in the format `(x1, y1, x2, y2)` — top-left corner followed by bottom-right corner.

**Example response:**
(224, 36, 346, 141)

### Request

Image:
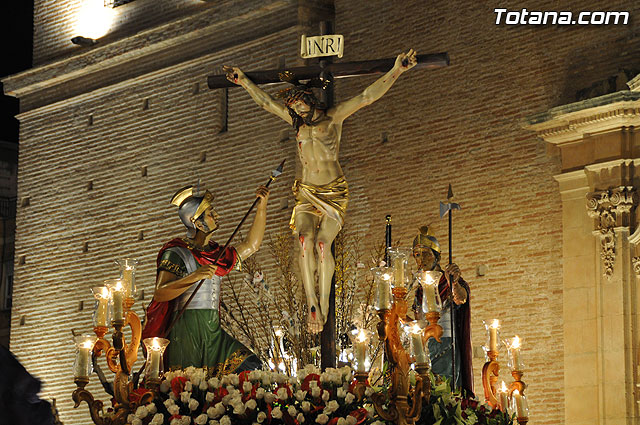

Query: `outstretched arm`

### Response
(234, 186, 270, 260)
(154, 264, 218, 302)
(330, 49, 417, 123)
(224, 66, 292, 125)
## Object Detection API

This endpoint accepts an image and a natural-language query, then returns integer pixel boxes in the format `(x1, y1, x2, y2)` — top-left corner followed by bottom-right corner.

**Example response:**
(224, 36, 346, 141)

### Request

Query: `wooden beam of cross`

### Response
(207, 53, 449, 89)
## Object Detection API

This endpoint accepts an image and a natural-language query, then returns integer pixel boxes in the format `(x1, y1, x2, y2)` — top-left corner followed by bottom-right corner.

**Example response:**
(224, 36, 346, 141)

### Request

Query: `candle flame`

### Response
(490, 319, 500, 329)
(410, 323, 422, 334)
(81, 340, 94, 349)
(151, 338, 162, 350)
(382, 273, 391, 281)
(274, 328, 284, 338)
(113, 280, 124, 291)
(511, 335, 521, 349)
(356, 329, 367, 343)
(500, 381, 508, 392)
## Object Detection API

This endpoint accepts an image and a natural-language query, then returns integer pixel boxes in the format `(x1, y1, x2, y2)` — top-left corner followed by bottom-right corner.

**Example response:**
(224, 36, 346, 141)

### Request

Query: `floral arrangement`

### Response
(124, 366, 514, 425)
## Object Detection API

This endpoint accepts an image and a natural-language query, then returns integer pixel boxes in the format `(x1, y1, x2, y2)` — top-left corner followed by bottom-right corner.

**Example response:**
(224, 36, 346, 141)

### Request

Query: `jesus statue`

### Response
(224, 49, 417, 333)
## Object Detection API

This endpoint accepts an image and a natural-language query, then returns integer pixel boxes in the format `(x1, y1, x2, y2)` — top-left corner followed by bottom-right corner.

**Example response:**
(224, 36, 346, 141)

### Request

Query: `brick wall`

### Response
(8, 0, 640, 423)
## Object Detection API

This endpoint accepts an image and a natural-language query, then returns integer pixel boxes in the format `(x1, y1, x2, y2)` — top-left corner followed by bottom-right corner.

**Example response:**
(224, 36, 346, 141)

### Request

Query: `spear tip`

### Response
(447, 183, 454, 200)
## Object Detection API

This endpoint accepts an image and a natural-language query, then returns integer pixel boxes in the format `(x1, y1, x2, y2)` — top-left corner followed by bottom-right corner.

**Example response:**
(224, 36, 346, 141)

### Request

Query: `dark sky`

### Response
(0, 1, 33, 143)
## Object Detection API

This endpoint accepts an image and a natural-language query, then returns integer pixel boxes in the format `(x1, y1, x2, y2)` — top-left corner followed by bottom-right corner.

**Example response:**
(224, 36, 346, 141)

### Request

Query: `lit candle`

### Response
(73, 335, 97, 379)
(111, 280, 125, 322)
(122, 267, 133, 299)
(148, 339, 162, 379)
(92, 286, 110, 327)
(143, 337, 169, 380)
(422, 272, 438, 312)
(489, 319, 500, 352)
(498, 381, 509, 413)
(376, 271, 392, 310)
(394, 256, 405, 287)
(512, 389, 528, 418)
(410, 323, 427, 363)
(353, 329, 368, 372)
(509, 336, 524, 371)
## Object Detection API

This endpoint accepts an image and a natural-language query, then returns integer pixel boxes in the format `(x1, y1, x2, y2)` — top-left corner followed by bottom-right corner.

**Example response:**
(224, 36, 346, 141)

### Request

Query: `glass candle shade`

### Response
(115, 258, 139, 299)
(388, 248, 411, 288)
(418, 270, 443, 313)
(372, 267, 393, 310)
(143, 337, 170, 380)
(92, 286, 111, 328)
(106, 279, 126, 322)
(483, 319, 500, 354)
(349, 328, 372, 373)
(406, 321, 429, 365)
(73, 335, 98, 379)
(506, 336, 525, 371)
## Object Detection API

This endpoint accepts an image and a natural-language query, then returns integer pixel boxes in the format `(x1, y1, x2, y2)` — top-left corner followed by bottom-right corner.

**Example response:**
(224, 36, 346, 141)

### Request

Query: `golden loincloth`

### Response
(289, 176, 349, 232)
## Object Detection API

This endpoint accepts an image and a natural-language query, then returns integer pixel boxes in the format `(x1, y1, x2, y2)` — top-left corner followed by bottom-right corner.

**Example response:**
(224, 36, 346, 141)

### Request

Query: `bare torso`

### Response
(296, 112, 344, 185)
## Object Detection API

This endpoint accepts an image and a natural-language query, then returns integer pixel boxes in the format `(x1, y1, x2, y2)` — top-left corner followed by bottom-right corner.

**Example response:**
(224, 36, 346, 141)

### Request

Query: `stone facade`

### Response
(5, 0, 640, 423)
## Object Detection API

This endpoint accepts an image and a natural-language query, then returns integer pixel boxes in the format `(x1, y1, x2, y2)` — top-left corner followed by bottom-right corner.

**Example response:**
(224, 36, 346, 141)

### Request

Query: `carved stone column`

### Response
(526, 92, 640, 425)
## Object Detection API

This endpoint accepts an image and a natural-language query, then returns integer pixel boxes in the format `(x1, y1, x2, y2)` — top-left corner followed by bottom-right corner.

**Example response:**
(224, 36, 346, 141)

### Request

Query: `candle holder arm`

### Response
(371, 391, 399, 422)
(91, 354, 114, 396)
(407, 375, 424, 420)
(423, 311, 443, 343)
(509, 370, 526, 396)
(72, 388, 112, 425)
(123, 310, 142, 372)
(481, 353, 500, 407)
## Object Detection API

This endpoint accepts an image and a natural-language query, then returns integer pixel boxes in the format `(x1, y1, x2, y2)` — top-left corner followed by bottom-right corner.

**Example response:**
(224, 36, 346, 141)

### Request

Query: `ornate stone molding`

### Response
(586, 186, 638, 278)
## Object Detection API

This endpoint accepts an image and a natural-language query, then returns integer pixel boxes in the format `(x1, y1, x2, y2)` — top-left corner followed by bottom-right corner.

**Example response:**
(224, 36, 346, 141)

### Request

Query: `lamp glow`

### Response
(76, 0, 114, 40)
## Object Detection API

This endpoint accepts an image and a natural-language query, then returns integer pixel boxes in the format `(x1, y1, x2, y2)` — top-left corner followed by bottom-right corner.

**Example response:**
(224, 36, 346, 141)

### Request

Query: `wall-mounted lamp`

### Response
(71, 36, 97, 46)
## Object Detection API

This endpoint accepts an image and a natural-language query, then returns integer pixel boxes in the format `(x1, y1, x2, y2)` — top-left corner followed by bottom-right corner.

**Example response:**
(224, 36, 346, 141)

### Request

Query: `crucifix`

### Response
(208, 22, 449, 369)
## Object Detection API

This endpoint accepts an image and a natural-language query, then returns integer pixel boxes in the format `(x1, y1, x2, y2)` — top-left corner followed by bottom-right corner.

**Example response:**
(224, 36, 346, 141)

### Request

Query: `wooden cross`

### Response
(207, 23, 449, 369)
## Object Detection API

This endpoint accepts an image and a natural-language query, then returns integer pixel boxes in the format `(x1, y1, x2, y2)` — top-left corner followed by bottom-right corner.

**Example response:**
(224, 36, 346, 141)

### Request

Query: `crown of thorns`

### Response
(275, 71, 330, 105)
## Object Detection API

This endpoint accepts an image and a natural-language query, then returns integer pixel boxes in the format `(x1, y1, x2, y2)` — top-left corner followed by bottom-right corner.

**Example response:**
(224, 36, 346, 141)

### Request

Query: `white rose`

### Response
(220, 416, 231, 425)
(148, 403, 158, 414)
(297, 413, 305, 423)
(309, 381, 318, 389)
(195, 414, 208, 425)
(332, 373, 343, 386)
(170, 392, 178, 402)
(320, 373, 329, 384)
(185, 381, 193, 392)
(214, 402, 226, 417)
(170, 419, 181, 425)
(167, 405, 179, 416)
(345, 392, 355, 404)
(189, 398, 200, 411)
(321, 390, 330, 402)
(275, 373, 287, 384)
(181, 416, 191, 425)
(264, 392, 276, 404)
(311, 387, 321, 398)
(209, 421, 220, 425)
(245, 399, 257, 410)
(181, 391, 192, 403)
(337, 418, 347, 425)
(243, 381, 253, 393)
(271, 407, 283, 419)
(207, 407, 218, 419)
(128, 414, 136, 423)
(209, 377, 220, 389)
(249, 370, 261, 381)
(256, 387, 265, 399)
(191, 376, 201, 387)
(345, 416, 357, 425)
(229, 374, 240, 386)
(276, 387, 289, 400)
(316, 414, 329, 424)
(337, 388, 346, 398)
(295, 390, 307, 401)
(365, 405, 375, 418)
(365, 387, 374, 397)
(206, 392, 215, 403)
(261, 375, 271, 386)
(302, 401, 311, 413)
(150, 413, 164, 425)
(160, 380, 171, 393)
(287, 405, 297, 417)
(132, 419, 142, 425)
(200, 380, 208, 391)
(233, 403, 246, 415)
(325, 400, 339, 414)
(371, 422, 385, 425)
(256, 412, 267, 423)
(164, 399, 175, 408)
(135, 405, 149, 418)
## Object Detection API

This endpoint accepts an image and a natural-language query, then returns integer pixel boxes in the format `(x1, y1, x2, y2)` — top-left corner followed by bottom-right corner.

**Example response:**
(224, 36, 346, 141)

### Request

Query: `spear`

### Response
(163, 159, 285, 337)
(439, 184, 461, 388)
